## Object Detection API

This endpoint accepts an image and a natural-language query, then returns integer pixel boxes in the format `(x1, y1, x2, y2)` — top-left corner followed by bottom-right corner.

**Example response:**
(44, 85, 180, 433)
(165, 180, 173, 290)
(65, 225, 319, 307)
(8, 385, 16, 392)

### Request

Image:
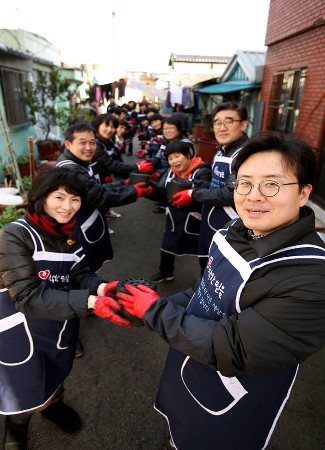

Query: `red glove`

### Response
(105, 175, 113, 184)
(124, 179, 130, 186)
(90, 295, 132, 328)
(136, 160, 154, 173)
(150, 172, 160, 181)
(134, 182, 153, 198)
(155, 137, 163, 145)
(97, 280, 119, 296)
(117, 284, 160, 319)
(136, 149, 148, 158)
(171, 189, 192, 207)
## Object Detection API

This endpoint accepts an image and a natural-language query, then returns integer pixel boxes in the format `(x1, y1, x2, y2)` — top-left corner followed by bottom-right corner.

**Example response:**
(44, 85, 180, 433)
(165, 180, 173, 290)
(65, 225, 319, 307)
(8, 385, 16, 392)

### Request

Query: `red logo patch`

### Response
(39, 270, 50, 280)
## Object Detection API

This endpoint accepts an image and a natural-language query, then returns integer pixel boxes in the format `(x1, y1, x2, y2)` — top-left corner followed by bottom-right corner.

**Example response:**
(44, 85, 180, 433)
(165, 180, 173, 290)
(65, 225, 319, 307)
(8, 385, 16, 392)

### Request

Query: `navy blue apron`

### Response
(161, 169, 202, 256)
(56, 160, 113, 271)
(0, 220, 84, 414)
(155, 228, 325, 450)
(198, 148, 241, 257)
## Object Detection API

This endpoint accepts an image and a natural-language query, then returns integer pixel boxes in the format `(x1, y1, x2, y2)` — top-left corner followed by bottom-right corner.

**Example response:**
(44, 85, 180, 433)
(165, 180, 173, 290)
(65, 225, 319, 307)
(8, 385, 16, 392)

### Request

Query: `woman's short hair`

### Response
(92, 113, 119, 132)
(163, 116, 182, 131)
(164, 141, 193, 159)
(27, 167, 88, 214)
(148, 113, 164, 124)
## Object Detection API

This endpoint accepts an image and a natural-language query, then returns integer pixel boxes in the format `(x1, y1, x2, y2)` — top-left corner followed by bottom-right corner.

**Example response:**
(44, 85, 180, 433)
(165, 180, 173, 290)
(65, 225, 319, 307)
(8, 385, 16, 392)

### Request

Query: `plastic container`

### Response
(116, 278, 157, 327)
(166, 178, 192, 200)
(129, 173, 150, 187)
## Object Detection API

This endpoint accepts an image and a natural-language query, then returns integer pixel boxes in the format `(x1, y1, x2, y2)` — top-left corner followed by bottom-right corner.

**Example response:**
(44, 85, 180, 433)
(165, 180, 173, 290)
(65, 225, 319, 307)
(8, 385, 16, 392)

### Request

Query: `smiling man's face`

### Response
(213, 109, 247, 147)
(64, 131, 97, 162)
(234, 151, 312, 235)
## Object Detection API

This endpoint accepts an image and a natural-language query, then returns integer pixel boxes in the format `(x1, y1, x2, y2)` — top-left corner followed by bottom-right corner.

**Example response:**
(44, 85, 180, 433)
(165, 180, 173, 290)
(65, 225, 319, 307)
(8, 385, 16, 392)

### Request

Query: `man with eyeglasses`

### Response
(191, 101, 249, 271)
(114, 132, 325, 450)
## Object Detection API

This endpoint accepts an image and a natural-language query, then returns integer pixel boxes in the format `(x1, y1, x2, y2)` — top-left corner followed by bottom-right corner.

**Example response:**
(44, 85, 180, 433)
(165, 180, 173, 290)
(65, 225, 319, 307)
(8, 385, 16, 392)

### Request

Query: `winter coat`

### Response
(144, 206, 325, 377)
(0, 215, 104, 320)
(93, 137, 137, 180)
(57, 149, 138, 209)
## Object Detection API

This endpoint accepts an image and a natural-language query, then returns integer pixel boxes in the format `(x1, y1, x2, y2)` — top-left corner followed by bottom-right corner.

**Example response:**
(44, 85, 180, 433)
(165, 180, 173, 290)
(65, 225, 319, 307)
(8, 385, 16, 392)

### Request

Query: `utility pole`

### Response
(112, 9, 116, 88)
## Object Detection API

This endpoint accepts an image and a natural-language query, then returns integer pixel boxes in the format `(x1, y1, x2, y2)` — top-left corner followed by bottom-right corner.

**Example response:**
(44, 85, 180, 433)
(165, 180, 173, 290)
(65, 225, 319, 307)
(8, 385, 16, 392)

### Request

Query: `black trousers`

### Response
(159, 251, 207, 276)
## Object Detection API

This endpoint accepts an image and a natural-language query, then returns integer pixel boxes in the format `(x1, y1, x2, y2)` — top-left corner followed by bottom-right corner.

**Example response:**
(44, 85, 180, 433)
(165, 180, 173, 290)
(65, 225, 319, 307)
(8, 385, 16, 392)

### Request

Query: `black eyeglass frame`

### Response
(234, 180, 299, 197)
(213, 118, 242, 128)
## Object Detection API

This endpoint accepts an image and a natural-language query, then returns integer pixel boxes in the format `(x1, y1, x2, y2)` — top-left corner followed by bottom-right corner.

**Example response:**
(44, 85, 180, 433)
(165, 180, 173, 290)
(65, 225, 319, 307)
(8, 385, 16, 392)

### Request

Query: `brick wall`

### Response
(261, 24, 325, 149)
(265, 0, 324, 45)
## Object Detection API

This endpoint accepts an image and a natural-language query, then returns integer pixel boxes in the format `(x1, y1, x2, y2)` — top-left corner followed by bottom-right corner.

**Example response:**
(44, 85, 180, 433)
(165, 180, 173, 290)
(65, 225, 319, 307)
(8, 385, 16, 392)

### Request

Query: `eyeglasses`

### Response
(213, 118, 242, 128)
(234, 179, 299, 197)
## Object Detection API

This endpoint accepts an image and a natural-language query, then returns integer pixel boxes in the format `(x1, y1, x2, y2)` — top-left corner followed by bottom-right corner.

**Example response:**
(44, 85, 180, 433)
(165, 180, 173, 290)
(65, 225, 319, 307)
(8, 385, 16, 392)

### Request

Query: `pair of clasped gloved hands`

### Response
(170, 188, 193, 208)
(126, 160, 157, 198)
(88, 281, 160, 329)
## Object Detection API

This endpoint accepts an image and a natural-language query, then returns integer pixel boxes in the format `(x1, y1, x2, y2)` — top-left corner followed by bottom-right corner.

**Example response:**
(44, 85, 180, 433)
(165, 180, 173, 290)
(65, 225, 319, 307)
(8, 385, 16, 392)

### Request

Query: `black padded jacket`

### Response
(143, 206, 325, 377)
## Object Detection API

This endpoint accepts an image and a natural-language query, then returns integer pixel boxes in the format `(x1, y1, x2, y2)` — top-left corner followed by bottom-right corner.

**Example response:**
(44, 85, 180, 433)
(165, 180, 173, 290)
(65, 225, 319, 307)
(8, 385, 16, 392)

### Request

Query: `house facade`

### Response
(0, 29, 83, 184)
(196, 50, 266, 137)
(260, 0, 325, 208)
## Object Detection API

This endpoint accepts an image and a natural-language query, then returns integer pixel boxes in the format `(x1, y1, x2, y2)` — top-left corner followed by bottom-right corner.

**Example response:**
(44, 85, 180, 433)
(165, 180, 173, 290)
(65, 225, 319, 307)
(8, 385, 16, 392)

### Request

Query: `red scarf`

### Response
(27, 211, 76, 237)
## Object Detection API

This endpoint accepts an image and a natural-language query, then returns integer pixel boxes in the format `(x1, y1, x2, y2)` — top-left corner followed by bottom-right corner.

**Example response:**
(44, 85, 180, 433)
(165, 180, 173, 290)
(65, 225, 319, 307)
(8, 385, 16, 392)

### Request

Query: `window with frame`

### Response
(266, 68, 307, 133)
(0, 68, 29, 127)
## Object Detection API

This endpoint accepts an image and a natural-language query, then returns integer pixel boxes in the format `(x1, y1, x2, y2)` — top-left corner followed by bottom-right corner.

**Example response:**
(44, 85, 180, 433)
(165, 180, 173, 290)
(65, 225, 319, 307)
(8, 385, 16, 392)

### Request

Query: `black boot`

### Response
(3, 414, 31, 450)
(41, 398, 82, 433)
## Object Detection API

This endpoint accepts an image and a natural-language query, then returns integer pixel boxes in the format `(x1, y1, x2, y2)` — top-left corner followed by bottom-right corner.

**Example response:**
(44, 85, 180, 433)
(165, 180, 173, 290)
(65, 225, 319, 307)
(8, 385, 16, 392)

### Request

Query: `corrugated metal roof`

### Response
(169, 52, 231, 65)
(221, 50, 266, 83)
(198, 82, 261, 94)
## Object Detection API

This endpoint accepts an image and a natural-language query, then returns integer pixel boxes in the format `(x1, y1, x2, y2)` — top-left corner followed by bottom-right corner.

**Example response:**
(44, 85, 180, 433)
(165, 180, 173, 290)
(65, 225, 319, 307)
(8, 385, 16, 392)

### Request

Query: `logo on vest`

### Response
(67, 239, 75, 245)
(38, 269, 50, 280)
(213, 165, 225, 179)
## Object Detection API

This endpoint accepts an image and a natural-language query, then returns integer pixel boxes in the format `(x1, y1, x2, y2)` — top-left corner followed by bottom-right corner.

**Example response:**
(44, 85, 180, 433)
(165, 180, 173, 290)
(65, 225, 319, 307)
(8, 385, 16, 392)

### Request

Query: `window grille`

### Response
(0, 68, 29, 127)
(266, 68, 307, 133)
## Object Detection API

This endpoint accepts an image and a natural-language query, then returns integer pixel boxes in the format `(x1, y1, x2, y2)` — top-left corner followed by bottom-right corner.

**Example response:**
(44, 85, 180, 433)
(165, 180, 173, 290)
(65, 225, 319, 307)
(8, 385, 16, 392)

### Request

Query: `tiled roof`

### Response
(169, 53, 231, 65)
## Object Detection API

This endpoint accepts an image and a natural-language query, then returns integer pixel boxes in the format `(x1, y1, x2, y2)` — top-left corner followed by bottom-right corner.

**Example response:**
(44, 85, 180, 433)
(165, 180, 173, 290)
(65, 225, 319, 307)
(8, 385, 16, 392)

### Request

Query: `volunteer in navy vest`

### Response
(56, 122, 153, 272)
(147, 140, 211, 283)
(146, 117, 196, 214)
(192, 101, 249, 270)
(116, 133, 325, 450)
(91, 113, 154, 185)
(0, 167, 132, 449)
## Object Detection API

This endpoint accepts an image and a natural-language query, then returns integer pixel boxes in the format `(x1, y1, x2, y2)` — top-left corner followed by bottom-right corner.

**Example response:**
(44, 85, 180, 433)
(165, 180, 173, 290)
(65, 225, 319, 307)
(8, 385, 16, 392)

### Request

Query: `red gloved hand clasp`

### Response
(92, 296, 132, 328)
(97, 280, 119, 296)
(137, 160, 154, 173)
(171, 189, 192, 207)
(134, 182, 153, 198)
(116, 284, 160, 319)
(136, 149, 148, 158)
(150, 172, 160, 181)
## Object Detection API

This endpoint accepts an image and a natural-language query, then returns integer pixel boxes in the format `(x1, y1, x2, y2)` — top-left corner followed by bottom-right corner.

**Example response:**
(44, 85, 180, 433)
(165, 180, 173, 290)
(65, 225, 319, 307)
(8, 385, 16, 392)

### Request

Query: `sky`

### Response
(1, 0, 271, 77)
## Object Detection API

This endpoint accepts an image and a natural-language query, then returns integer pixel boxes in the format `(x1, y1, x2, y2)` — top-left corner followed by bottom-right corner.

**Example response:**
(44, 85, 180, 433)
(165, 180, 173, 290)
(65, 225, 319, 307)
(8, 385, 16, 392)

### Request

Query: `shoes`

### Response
(109, 228, 115, 235)
(41, 399, 82, 433)
(3, 416, 30, 450)
(153, 206, 166, 214)
(106, 210, 122, 220)
(150, 272, 174, 283)
(75, 338, 84, 358)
